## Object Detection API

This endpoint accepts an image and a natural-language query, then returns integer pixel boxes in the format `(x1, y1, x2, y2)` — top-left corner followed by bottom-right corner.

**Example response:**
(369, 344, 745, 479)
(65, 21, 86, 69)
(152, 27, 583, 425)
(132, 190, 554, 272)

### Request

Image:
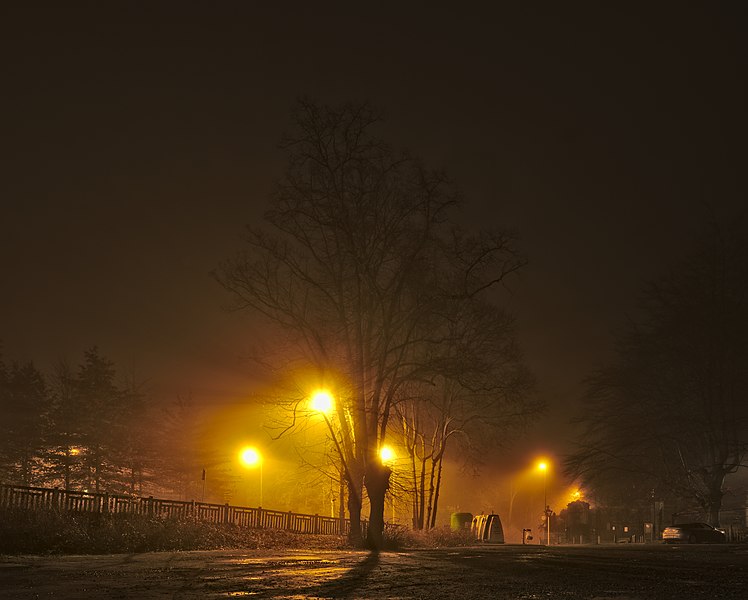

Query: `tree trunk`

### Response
(706, 472, 726, 527)
(93, 448, 101, 492)
(425, 455, 437, 529)
(21, 449, 30, 485)
(364, 461, 391, 550)
(408, 450, 419, 529)
(429, 455, 444, 529)
(417, 453, 427, 529)
(338, 473, 346, 535)
(347, 479, 364, 547)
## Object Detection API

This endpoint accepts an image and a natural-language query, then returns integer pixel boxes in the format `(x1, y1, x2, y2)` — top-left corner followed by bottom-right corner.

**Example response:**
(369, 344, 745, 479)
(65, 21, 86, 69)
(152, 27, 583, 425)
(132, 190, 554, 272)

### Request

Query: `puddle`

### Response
(286, 566, 346, 576)
(233, 558, 340, 568)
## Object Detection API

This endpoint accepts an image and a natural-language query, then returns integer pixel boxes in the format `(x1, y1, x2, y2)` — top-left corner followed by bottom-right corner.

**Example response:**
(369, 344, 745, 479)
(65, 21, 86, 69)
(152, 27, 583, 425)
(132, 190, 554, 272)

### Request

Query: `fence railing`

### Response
(0, 484, 361, 536)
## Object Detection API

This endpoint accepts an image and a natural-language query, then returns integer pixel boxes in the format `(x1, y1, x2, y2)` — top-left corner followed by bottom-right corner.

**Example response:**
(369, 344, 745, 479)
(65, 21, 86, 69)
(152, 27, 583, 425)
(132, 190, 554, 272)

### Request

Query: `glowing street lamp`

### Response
(309, 390, 340, 454)
(310, 390, 334, 414)
(537, 461, 550, 545)
(379, 446, 396, 464)
(239, 446, 263, 506)
(379, 445, 397, 523)
(310, 389, 349, 534)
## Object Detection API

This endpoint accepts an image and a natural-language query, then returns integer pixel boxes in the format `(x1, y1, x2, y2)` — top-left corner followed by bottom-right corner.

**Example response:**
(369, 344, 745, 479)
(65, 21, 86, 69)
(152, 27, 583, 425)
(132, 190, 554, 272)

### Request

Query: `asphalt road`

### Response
(1, 544, 747, 599)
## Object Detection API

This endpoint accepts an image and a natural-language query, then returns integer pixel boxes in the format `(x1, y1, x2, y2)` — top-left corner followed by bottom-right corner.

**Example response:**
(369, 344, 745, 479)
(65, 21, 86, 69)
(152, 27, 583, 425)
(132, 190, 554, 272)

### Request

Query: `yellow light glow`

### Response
(380, 446, 396, 464)
(69, 447, 81, 456)
(537, 461, 548, 471)
(310, 390, 334, 413)
(239, 447, 261, 467)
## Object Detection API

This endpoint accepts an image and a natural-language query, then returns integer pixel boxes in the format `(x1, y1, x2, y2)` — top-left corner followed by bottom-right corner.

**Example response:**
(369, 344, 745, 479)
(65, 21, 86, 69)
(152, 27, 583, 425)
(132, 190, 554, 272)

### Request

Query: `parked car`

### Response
(662, 522, 726, 544)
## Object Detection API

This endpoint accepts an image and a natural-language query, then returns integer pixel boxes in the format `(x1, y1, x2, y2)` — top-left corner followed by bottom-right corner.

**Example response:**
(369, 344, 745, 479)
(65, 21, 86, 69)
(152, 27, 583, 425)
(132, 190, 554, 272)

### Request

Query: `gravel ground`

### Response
(1, 543, 747, 599)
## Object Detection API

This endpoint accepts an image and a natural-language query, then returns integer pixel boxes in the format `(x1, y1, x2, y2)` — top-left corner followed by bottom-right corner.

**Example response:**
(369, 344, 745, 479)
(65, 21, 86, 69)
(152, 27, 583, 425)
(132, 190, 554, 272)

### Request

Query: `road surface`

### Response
(1, 544, 747, 599)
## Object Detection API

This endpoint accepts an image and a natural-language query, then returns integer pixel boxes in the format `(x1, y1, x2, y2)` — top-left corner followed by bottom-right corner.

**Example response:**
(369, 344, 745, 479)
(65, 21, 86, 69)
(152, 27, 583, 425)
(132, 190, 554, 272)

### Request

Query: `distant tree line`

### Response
(0, 348, 217, 499)
(566, 222, 748, 527)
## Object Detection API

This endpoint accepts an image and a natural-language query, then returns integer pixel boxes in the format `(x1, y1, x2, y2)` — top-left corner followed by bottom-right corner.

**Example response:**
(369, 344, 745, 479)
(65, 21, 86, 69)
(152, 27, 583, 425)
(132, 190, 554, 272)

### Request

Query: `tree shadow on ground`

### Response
(303, 550, 380, 598)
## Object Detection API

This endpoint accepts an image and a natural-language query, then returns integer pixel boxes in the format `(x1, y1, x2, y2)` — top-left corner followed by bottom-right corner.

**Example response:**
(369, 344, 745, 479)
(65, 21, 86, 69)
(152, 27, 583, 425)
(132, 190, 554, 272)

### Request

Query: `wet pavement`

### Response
(1, 543, 747, 599)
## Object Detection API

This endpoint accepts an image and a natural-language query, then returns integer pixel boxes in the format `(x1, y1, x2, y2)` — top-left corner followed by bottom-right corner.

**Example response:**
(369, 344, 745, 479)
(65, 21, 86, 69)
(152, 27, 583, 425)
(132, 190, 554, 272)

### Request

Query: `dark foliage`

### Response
(0, 359, 49, 485)
(567, 222, 748, 525)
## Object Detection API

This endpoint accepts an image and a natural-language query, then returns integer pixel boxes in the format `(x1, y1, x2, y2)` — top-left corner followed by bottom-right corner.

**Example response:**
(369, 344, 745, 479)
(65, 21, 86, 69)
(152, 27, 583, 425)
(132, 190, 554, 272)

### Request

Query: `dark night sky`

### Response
(1, 4, 746, 477)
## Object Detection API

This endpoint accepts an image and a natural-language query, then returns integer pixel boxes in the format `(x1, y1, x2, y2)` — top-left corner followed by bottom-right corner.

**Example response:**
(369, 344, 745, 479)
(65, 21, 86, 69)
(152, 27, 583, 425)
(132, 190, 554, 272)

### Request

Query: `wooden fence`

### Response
(0, 484, 361, 536)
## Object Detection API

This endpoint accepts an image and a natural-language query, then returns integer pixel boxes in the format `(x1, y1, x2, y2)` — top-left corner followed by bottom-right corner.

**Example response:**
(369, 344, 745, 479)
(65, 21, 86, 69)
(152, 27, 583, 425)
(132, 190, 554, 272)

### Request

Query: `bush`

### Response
(383, 525, 474, 550)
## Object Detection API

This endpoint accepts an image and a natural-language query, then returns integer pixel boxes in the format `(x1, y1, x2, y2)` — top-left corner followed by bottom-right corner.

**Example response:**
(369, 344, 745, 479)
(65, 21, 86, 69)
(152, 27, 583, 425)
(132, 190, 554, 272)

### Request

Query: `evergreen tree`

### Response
(0, 357, 49, 485)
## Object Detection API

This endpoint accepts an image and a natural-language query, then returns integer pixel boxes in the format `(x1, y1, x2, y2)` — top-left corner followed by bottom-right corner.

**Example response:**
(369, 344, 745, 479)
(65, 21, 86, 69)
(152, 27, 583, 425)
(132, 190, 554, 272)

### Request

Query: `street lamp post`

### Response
(380, 446, 396, 524)
(240, 447, 263, 506)
(508, 479, 519, 531)
(310, 390, 350, 534)
(538, 461, 550, 545)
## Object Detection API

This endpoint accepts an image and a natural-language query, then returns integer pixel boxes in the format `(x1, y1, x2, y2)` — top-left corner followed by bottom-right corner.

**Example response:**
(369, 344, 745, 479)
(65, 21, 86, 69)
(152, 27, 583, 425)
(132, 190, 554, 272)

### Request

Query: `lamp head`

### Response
(240, 447, 261, 467)
(310, 390, 334, 414)
(380, 446, 396, 464)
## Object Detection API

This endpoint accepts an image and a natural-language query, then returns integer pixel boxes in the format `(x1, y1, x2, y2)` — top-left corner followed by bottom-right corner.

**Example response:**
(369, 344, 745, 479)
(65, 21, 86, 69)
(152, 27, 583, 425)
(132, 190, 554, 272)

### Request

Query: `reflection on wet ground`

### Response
(2, 545, 748, 599)
(200, 553, 355, 598)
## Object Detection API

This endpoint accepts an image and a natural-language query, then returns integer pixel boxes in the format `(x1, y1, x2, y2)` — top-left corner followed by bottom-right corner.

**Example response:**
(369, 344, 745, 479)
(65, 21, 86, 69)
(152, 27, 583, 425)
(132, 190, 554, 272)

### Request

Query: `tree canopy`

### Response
(216, 99, 536, 547)
(0, 347, 152, 494)
(0, 357, 48, 485)
(566, 222, 748, 525)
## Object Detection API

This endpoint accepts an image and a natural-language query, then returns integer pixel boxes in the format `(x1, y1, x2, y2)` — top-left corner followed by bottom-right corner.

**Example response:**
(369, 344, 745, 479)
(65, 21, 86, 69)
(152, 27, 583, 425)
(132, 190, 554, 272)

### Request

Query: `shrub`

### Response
(383, 525, 474, 550)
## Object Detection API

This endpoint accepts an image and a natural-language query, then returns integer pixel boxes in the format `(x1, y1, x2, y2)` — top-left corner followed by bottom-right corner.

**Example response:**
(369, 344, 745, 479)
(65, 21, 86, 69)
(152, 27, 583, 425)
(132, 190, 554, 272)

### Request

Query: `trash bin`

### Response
(471, 513, 505, 543)
(451, 512, 473, 531)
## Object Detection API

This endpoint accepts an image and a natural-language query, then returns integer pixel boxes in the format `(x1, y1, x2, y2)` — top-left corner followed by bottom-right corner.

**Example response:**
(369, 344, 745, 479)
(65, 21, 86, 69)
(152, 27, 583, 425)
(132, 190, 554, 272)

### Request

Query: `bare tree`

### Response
(149, 394, 232, 502)
(216, 100, 529, 547)
(566, 222, 748, 526)
(396, 301, 537, 530)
